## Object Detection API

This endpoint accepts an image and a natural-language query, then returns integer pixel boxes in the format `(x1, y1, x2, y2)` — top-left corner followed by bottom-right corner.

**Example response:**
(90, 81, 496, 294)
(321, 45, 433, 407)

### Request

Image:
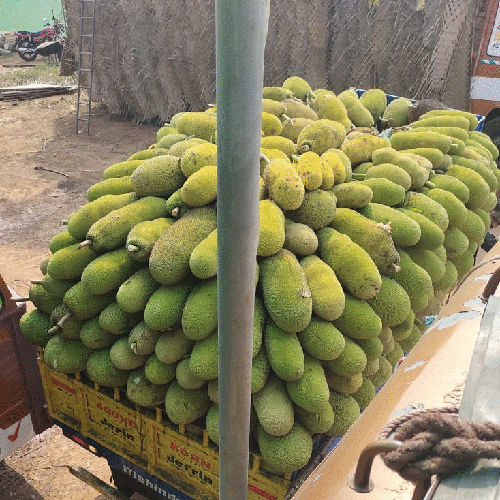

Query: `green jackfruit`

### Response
(258, 200, 285, 257)
(175, 112, 216, 141)
(432, 245, 448, 264)
(265, 322, 304, 382)
(288, 189, 337, 230)
(182, 279, 217, 340)
(263, 159, 304, 211)
(63, 283, 115, 320)
(360, 89, 387, 119)
(323, 338, 367, 376)
(20, 309, 52, 347)
(116, 268, 158, 314)
(381, 97, 412, 127)
(454, 209, 486, 245)
(280, 117, 313, 143)
(260, 249, 312, 333)
(253, 375, 294, 436)
(165, 381, 210, 425)
(168, 138, 207, 158)
(390, 131, 452, 153)
(81, 248, 139, 295)
(368, 356, 393, 387)
(257, 423, 313, 473)
(189, 332, 218, 380)
(438, 154, 453, 171)
(157, 133, 189, 149)
(450, 156, 498, 192)
(110, 337, 147, 370)
(50, 231, 79, 254)
(80, 318, 115, 350)
(297, 317, 345, 361)
(87, 176, 133, 202)
(332, 182, 373, 208)
(126, 218, 173, 262)
(145, 354, 176, 385)
(40, 257, 49, 275)
(263, 86, 293, 101)
(300, 255, 345, 321)
(411, 114, 470, 130)
(181, 165, 217, 207)
(44, 335, 92, 373)
(312, 93, 349, 122)
(295, 404, 335, 434)
(316, 119, 347, 149)
(352, 379, 376, 410)
(206, 404, 219, 444)
(333, 295, 382, 340)
(103, 160, 143, 179)
(338, 94, 374, 127)
(261, 136, 296, 158)
(362, 358, 380, 377)
(86, 349, 129, 387)
(149, 207, 217, 286)
(283, 220, 318, 256)
(144, 281, 194, 331)
(330, 208, 400, 273)
(297, 122, 335, 155)
(365, 163, 412, 191)
(397, 209, 444, 250)
(180, 143, 217, 178)
(282, 77, 312, 100)
(463, 145, 493, 165)
(359, 178, 406, 207)
(327, 392, 361, 437)
(366, 276, 411, 327)
(252, 348, 271, 394)
(293, 152, 323, 191)
(398, 325, 422, 353)
(155, 329, 194, 365)
(128, 322, 161, 356)
(385, 343, 404, 368)
(419, 110, 478, 131)
(34, 274, 77, 300)
(99, 302, 140, 336)
(127, 367, 166, 407)
(51, 306, 82, 340)
(404, 248, 446, 283)
(422, 188, 467, 228)
(473, 208, 490, 232)
(189, 229, 217, 279)
(262, 112, 283, 136)
(449, 251, 474, 279)
(341, 135, 391, 165)
(47, 243, 96, 280)
(360, 203, 421, 247)
(355, 336, 384, 361)
(321, 150, 348, 185)
(325, 372, 363, 395)
(165, 189, 190, 219)
(443, 227, 469, 258)
(87, 196, 167, 253)
(176, 358, 206, 389)
(329, 149, 353, 182)
(317, 227, 381, 300)
(469, 131, 499, 160)
(156, 125, 178, 142)
(131, 155, 184, 198)
(399, 148, 444, 168)
(262, 98, 286, 116)
(391, 311, 415, 341)
(403, 192, 449, 231)
(287, 355, 330, 412)
(428, 174, 470, 204)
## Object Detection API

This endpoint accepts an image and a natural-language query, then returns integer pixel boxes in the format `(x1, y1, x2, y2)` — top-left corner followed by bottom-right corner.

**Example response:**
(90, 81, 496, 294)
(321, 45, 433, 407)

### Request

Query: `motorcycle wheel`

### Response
(17, 40, 37, 62)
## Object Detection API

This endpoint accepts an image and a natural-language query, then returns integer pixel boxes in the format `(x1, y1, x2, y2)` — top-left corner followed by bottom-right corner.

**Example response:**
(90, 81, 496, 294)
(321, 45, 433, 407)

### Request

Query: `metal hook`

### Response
(347, 439, 402, 493)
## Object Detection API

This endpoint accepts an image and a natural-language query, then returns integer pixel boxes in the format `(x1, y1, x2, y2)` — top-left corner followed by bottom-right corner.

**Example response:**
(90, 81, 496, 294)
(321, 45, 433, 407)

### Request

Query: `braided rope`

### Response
(379, 407, 500, 482)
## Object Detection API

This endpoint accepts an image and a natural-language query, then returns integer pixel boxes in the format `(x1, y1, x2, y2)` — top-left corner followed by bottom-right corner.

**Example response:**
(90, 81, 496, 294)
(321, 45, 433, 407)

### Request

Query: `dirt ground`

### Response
(0, 55, 154, 500)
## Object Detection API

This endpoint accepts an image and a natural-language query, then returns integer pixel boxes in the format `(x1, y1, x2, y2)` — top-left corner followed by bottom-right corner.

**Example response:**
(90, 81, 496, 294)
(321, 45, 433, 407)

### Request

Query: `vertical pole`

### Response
(216, 0, 268, 498)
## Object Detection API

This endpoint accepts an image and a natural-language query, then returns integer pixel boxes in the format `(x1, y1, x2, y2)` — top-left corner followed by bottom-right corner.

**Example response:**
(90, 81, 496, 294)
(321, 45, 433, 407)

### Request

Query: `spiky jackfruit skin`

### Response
(126, 218, 173, 263)
(325, 372, 363, 395)
(358, 178, 405, 207)
(469, 131, 499, 160)
(381, 98, 411, 127)
(99, 302, 139, 336)
(288, 189, 337, 230)
(145, 354, 176, 385)
(433, 259, 458, 291)
(397, 209, 444, 250)
(422, 188, 467, 228)
(287, 355, 330, 413)
(385, 343, 404, 368)
(86, 349, 129, 387)
(283, 76, 312, 100)
(51, 305, 81, 340)
(312, 93, 349, 122)
(316, 119, 347, 149)
(257, 200, 286, 257)
(20, 309, 52, 347)
(181, 165, 217, 207)
(260, 249, 312, 333)
(252, 296, 266, 358)
(444, 166, 491, 210)
(144, 281, 194, 331)
(399, 325, 422, 353)
(368, 356, 393, 387)
(297, 122, 335, 155)
(80, 318, 114, 350)
(168, 138, 208, 158)
(341, 135, 391, 165)
(127, 367, 167, 407)
(449, 251, 475, 280)
(473, 208, 490, 234)
(443, 227, 469, 259)
(262, 98, 286, 117)
(391, 311, 415, 341)
(400, 148, 444, 168)
(455, 209, 487, 245)
(263, 159, 305, 211)
(390, 131, 452, 154)
(36, 274, 77, 300)
(449, 157, 497, 192)
(386, 250, 433, 313)
(86, 176, 133, 202)
(320, 157, 335, 190)
(182, 279, 217, 341)
(404, 248, 446, 284)
(295, 403, 335, 434)
(261, 136, 297, 158)
(338, 95, 374, 127)
(282, 99, 318, 121)
(360, 204, 421, 247)
(169, 112, 186, 128)
(127, 322, 160, 356)
(363, 358, 380, 377)
(155, 326, 198, 367)
(50, 231, 79, 254)
(265, 322, 304, 382)
(365, 163, 412, 191)
(330, 208, 400, 274)
(165, 189, 190, 219)
(157, 134, 189, 150)
(81, 248, 139, 295)
(412, 115, 471, 131)
(297, 317, 345, 361)
(250, 348, 271, 394)
(165, 381, 210, 425)
(179, 142, 217, 178)
(331, 182, 373, 209)
(321, 150, 347, 185)
(280, 117, 314, 143)
(175, 358, 205, 390)
(156, 125, 179, 143)
(205, 404, 220, 445)
(284, 220, 318, 256)
(352, 379, 376, 410)
(175, 112, 216, 141)
(360, 89, 387, 119)
(109, 337, 148, 370)
(103, 160, 143, 179)
(263, 86, 294, 101)
(355, 336, 384, 361)
(323, 338, 367, 377)
(331, 149, 353, 181)
(317, 227, 381, 300)
(25, 285, 57, 317)
(150, 207, 217, 286)
(463, 145, 493, 165)
(188, 332, 218, 381)
(432, 245, 448, 264)
(63, 283, 115, 320)
(403, 192, 449, 231)
(333, 295, 382, 340)
(293, 152, 323, 191)
(116, 269, 158, 314)
(257, 422, 313, 473)
(44, 335, 92, 374)
(428, 174, 470, 204)
(48, 243, 97, 280)
(189, 229, 217, 279)
(382, 336, 395, 356)
(261, 112, 283, 136)
(300, 255, 345, 321)
(418, 111, 478, 130)
(327, 392, 361, 437)
(253, 375, 294, 436)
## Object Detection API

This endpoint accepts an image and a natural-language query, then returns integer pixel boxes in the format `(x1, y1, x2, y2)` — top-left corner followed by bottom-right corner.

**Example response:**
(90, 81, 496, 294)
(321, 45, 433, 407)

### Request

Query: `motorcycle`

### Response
(14, 15, 63, 62)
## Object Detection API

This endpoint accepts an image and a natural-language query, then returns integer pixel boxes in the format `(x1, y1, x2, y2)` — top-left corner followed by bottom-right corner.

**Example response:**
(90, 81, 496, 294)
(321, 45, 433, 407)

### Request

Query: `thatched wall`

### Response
(63, 0, 479, 123)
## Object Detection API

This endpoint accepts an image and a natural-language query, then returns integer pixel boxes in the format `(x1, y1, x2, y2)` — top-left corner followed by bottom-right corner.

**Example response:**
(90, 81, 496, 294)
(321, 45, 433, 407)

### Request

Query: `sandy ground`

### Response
(0, 54, 153, 499)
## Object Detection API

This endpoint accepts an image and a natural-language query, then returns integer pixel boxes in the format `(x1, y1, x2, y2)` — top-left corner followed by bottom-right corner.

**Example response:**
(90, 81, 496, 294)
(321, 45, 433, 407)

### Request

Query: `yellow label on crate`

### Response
(83, 386, 145, 465)
(38, 362, 84, 431)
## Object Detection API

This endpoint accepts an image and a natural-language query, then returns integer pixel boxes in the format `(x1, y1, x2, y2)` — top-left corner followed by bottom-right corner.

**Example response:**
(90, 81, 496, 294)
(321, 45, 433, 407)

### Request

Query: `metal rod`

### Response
(347, 439, 402, 493)
(216, 0, 268, 498)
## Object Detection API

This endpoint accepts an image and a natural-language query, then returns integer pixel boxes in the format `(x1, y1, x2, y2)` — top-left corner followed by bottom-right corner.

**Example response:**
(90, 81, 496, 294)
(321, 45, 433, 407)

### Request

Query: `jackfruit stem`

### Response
(171, 207, 180, 217)
(127, 245, 140, 253)
(10, 297, 30, 302)
(57, 313, 71, 328)
(31, 280, 44, 285)
(79, 240, 92, 249)
(291, 154, 300, 162)
(299, 144, 310, 153)
(260, 153, 270, 165)
(61, 220, 69, 225)
(424, 181, 436, 189)
(48, 325, 61, 335)
(281, 114, 293, 124)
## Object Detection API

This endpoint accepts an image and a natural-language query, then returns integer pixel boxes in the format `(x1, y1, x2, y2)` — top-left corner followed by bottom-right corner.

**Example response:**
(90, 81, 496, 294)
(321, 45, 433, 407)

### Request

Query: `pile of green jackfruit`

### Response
(19, 76, 499, 475)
